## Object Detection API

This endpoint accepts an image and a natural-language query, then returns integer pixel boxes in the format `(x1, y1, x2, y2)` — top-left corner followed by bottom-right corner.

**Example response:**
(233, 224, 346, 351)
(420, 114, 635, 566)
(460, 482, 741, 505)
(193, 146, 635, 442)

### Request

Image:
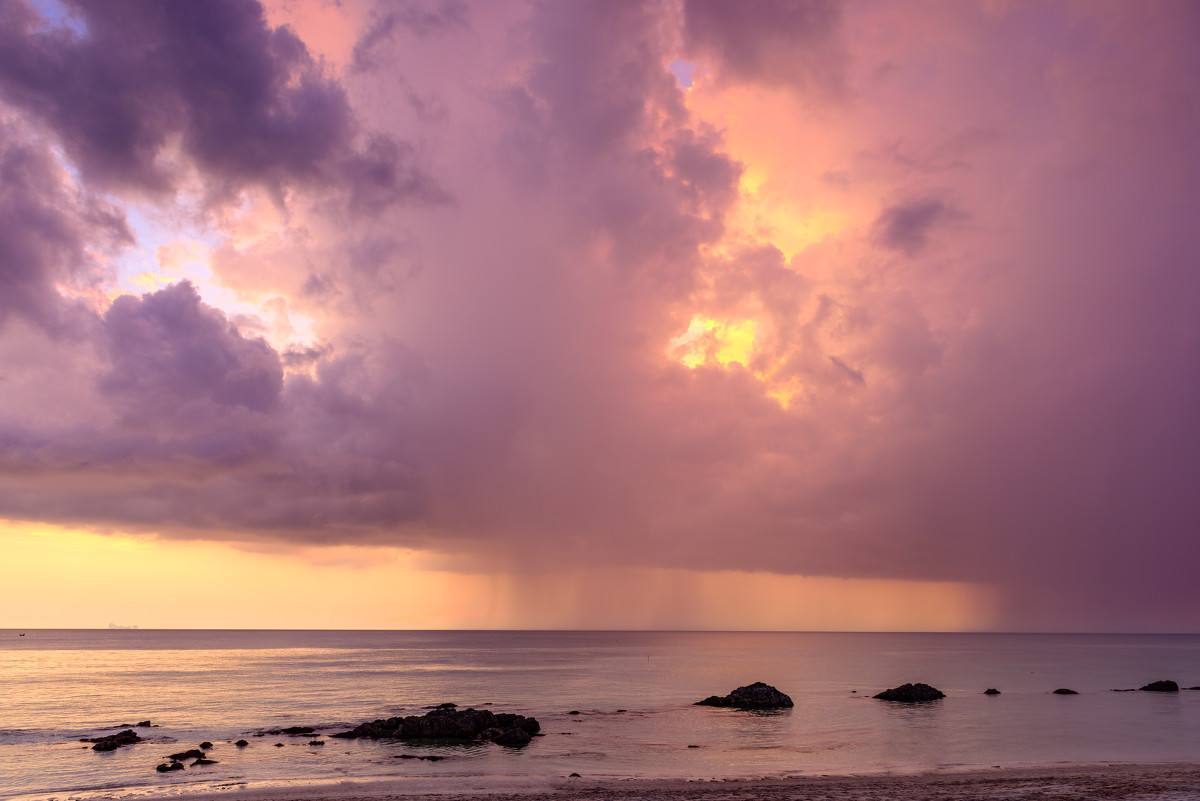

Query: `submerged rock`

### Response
(491, 727, 533, 747)
(88, 729, 143, 751)
(155, 761, 184, 773)
(308, 740, 325, 746)
(191, 757, 218, 766)
(234, 739, 249, 747)
(695, 682, 794, 710)
(167, 749, 206, 761)
(136, 720, 154, 728)
(1140, 680, 1179, 692)
(873, 683, 945, 703)
(261, 726, 316, 735)
(394, 753, 446, 761)
(1053, 688, 1079, 695)
(983, 688, 1001, 695)
(199, 741, 213, 750)
(332, 705, 540, 747)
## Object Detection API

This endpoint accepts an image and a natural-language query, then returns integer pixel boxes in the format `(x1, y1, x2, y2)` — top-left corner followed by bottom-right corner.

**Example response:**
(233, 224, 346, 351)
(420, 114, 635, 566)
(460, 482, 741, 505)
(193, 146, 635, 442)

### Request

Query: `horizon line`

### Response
(4, 627, 1199, 636)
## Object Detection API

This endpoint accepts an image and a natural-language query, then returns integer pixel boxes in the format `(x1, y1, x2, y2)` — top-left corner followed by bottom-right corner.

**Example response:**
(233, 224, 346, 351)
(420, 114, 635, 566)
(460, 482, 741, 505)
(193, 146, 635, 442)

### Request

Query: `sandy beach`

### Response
(130, 764, 1200, 801)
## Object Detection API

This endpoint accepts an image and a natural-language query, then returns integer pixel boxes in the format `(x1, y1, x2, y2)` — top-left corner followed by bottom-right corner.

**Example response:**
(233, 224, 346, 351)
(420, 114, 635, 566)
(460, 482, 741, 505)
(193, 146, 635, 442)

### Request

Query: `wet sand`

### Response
(142, 764, 1200, 801)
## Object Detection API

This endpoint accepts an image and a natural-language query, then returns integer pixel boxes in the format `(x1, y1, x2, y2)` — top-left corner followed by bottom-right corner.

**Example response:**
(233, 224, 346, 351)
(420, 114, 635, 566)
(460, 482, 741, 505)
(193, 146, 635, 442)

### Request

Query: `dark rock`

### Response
(687, 744, 700, 748)
(1140, 680, 1179, 692)
(332, 706, 540, 748)
(393, 754, 444, 761)
(492, 727, 533, 747)
(567, 710, 581, 715)
(262, 726, 315, 735)
(235, 739, 249, 747)
(136, 720, 153, 727)
(983, 688, 1001, 695)
(191, 757, 218, 766)
(873, 683, 945, 703)
(167, 749, 205, 761)
(274, 743, 285, 747)
(569, 772, 581, 778)
(695, 682, 794, 710)
(1053, 688, 1079, 695)
(1188, 686, 1200, 691)
(1111, 688, 1136, 692)
(88, 729, 143, 751)
(156, 761, 184, 773)
(308, 740, 325, 746)
(199, 741, 214, 750)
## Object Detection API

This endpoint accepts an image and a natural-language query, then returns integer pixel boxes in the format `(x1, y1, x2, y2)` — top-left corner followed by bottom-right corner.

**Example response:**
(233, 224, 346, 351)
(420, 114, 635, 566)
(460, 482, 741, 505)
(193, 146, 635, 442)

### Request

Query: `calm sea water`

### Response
(2, 630, 1199, 799)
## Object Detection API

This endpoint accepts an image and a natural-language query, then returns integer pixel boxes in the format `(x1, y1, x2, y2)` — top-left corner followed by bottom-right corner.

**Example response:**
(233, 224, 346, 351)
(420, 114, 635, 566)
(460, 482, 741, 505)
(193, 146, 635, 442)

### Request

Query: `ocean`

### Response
(2, 630, 1199, 799)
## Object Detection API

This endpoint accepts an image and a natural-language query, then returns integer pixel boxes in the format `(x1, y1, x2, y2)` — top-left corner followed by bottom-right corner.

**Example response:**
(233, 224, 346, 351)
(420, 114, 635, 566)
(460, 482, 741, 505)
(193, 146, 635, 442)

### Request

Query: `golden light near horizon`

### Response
(0, 520, 994, 631)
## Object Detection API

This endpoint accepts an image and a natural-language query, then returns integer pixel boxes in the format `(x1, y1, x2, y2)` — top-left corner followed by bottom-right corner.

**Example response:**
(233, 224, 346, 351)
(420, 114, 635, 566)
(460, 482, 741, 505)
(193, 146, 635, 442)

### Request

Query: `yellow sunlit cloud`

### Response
(670, 315, 758, 368)
(669, 316, 809, 408)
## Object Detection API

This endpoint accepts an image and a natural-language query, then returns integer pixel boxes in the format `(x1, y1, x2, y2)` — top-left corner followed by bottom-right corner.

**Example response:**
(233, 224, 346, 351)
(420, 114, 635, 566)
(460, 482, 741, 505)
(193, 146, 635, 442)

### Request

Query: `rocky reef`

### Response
(873, 683, 945, 702)
(332, 704, 540, 747)
(695, 682, 794, 710)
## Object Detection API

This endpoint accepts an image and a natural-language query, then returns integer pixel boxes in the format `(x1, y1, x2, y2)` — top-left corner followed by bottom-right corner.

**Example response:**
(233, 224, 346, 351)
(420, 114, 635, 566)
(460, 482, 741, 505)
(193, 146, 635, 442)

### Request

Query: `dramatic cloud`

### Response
(0, 122, 129, 331)
(0, 0, 439, 204)
(0, 0, 1198, 629)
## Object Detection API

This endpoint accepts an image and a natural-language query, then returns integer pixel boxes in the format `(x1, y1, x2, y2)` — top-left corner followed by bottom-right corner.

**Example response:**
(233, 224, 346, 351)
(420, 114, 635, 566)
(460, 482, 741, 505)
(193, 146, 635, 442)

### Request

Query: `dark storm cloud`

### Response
(0, 0, 439, 205)
(0, 280, 427, 535)
(102, 282, 283, 416)
(871, 197, 959, 255)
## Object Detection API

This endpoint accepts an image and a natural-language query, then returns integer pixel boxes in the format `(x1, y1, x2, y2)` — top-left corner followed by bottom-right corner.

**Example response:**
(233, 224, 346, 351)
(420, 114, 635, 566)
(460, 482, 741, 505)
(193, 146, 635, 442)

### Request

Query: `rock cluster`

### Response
(873, 683, 945, 703)
(332, 705, 541, 747)
(167, 748, 206, 761)
(1140, 680, 1179, 692)
(86, 729, 143, 751)
(695, 682, 794, 710)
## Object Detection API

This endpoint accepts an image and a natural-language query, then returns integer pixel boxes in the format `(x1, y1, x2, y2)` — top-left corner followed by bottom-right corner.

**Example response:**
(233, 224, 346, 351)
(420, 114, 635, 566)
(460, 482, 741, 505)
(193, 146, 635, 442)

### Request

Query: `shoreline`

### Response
(77, 763, 1200, 801)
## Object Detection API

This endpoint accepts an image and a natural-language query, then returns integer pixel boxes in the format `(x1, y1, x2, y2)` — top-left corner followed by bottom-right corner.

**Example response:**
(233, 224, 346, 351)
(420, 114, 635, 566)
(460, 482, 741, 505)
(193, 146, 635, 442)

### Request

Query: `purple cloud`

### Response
(682, 0, 844, 91)
(0, 0, 440, 205)
(872, 197, 960, 255)
(0, 123, 129, 332)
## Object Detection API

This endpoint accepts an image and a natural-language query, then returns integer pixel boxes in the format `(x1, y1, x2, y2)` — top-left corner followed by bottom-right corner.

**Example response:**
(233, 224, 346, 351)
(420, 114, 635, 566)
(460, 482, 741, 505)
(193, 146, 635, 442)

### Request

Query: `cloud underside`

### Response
(1, 0, 1199, 626)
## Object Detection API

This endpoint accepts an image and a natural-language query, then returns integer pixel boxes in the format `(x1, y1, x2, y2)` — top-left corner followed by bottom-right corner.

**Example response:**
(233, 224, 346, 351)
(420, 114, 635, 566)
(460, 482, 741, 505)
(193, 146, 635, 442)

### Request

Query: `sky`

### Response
(0, 0, 1197, 631)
